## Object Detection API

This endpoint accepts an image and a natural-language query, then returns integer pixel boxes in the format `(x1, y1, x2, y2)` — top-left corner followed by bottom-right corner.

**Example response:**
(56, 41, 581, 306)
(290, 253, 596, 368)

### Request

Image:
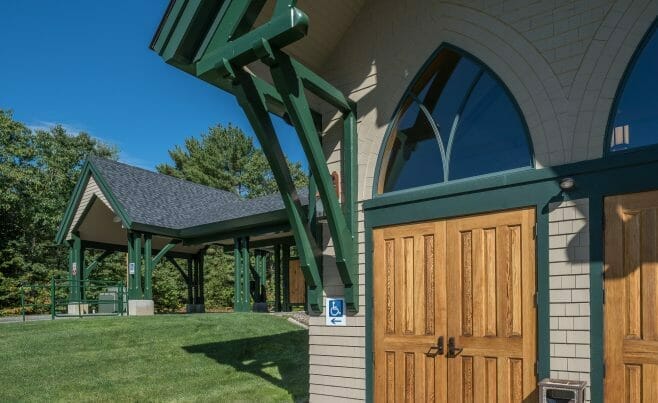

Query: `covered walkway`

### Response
(56, 156, 311, 315)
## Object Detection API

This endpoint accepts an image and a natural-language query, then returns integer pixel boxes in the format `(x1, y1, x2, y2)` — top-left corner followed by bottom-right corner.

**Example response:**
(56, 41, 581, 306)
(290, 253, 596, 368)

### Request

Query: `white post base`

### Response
(128, 300, 155, 316)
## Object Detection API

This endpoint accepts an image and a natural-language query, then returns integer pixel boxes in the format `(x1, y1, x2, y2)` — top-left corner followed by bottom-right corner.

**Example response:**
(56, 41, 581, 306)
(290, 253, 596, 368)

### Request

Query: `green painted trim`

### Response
(603, 18, 658, 156)
(589, 197, 604, 403)
(181, 216, 292, 244)
(364, 226, 374, 403)
(56, 162, 91, 244)
(366, 143, 658, 211)
(364, 154, 658, 400)
(87, 160, 132, 228)
(536, 208, 550, 380)
(371, 42, 535, 198)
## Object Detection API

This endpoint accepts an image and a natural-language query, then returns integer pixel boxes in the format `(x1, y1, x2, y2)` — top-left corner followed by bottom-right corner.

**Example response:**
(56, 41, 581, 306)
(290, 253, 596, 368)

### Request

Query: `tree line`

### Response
(0, 109, 307, 313)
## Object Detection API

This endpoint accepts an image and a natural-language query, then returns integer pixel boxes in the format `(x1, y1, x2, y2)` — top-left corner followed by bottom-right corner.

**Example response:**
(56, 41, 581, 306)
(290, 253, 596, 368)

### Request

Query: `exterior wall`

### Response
(307, 1, 658, 401)
(549, 198, 591, 402)
(67, 176, 113, 240)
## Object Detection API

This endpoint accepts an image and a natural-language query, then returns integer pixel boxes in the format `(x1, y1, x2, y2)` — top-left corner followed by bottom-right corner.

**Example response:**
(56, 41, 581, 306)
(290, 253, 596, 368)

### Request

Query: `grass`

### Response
(0, 313, 309, 402)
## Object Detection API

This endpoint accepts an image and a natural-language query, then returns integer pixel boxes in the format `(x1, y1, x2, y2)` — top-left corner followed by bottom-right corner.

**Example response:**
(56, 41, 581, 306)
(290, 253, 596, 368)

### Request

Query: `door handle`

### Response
(447, 337, 463, 357)
(425, 336, 445, 357)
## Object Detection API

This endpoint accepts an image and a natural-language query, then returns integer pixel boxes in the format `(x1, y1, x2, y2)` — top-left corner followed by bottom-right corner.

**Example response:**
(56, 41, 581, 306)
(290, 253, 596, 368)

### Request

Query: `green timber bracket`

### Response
(144, 236, 181, 299)
(83, 250, 113, 279)
(151, 0, 359, 312)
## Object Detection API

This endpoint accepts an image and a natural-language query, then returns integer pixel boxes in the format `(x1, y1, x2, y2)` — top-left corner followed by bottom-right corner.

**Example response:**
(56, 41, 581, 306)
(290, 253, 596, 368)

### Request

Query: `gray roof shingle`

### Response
(89, 156, 307, 230)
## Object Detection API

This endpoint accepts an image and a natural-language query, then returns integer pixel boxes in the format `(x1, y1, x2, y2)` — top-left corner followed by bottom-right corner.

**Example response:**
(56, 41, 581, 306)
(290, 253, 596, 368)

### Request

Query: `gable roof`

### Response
(56, 156, 308, 244)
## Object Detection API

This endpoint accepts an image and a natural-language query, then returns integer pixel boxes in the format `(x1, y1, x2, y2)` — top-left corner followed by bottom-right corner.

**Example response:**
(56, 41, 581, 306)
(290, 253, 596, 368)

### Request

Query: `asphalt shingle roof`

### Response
(89, 156, 307, 230)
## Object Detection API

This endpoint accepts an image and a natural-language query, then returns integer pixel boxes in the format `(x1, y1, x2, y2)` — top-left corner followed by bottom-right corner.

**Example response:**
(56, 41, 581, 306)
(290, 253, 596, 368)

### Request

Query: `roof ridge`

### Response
(88, 155, 239, 198)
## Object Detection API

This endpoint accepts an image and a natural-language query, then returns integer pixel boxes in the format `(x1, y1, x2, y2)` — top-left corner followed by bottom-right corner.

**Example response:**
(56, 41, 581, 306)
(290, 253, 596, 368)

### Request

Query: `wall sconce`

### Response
(112, 215, 122, 223)
(315, 171, 342, 223)
(559, 177, 575, 191)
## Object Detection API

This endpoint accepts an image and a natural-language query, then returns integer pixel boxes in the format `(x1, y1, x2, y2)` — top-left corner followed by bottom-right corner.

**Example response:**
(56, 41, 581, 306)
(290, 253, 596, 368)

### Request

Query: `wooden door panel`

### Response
(605, 191, 658, 402)
(373, 208, 536, 402)
(374, 221, 446, 402)
(446, 208, 536, 402)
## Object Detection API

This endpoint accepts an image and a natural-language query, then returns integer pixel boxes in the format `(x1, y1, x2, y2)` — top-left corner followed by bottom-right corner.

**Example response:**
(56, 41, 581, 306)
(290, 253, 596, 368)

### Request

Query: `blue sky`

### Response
(0, 1, 306, 171)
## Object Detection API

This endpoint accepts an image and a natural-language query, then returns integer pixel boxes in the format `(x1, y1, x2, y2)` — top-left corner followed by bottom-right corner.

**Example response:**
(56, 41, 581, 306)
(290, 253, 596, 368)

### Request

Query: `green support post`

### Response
(144, 234, 153, 300)
(50, 277, 56, 320)
(242, 237, 251, 310)
(282, 244, 290, 312)
(233, 238, 242, 311)
(69, 233, 83, 303)
(127, 232, 143, 299)
(198, 252, 205, 306)
(274, 244, 282, 311)
(187, 258, 194, 306)
(20, 286, 25, 322)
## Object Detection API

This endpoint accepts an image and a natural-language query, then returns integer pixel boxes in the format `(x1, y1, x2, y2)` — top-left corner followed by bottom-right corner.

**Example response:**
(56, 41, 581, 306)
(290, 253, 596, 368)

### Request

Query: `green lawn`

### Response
(0, 314, 308, 402)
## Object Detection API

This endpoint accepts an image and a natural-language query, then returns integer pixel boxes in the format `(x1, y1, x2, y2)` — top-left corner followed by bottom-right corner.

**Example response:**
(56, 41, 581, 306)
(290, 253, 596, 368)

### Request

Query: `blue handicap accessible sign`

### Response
(325, 297, 346, 326)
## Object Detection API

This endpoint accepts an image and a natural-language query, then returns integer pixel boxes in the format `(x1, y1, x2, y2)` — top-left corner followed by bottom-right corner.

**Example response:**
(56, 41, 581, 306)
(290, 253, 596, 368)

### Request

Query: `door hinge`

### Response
(534, 292, 538, 307)
(602, 288, 606, 304)
(372, 351, 375, 368)
(533, 224, 537, 239)
(534, 361, 538, 376)
(603, 360, 606, 378)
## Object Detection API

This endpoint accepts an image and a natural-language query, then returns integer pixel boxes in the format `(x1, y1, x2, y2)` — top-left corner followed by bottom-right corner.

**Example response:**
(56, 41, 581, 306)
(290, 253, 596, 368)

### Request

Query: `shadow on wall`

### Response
(182, 330, 309, 401)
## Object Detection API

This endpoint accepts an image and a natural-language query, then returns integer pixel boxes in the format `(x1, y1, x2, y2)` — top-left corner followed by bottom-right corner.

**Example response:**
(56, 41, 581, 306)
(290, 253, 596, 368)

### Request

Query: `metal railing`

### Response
(19, 277, 127, 321)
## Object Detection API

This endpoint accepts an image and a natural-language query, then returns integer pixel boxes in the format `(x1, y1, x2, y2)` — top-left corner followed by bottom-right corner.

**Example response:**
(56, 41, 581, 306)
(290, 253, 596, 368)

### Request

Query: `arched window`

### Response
(379, 47, 532, 193)
(608, 24, 658, 152)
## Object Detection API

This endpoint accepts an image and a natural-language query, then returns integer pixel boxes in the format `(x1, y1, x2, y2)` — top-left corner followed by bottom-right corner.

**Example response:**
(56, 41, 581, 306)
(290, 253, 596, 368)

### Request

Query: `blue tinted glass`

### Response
(383, 101, 444, 192)
(423, 57, 481, 150)
(610, 27, 658, 151)
(448, 73, 531, 180)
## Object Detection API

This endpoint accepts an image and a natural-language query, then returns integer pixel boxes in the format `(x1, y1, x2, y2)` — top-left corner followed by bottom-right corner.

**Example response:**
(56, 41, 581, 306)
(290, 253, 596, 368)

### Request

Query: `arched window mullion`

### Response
(445, 68, 484, 180)
(413, 96, 448, 182)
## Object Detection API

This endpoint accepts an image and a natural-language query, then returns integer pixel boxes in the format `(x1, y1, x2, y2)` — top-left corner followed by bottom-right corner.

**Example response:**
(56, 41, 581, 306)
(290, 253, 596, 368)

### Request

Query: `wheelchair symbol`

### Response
(329, 300, 343, 317)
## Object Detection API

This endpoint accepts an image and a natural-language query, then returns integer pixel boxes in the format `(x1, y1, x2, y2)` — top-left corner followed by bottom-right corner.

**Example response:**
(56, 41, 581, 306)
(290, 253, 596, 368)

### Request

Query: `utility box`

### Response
(98, 292, 117, 314)
(538, 379, 586, 403)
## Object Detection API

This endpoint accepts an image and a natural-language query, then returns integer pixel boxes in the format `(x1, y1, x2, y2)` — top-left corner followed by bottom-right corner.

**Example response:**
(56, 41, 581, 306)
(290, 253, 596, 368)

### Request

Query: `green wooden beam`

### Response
(233, 70, 323, 312)
(144, 235, 153, 300)
(196, 7, 308, 77)
(166, 255, 189, 284)
(268, 50, 358, 311)
(83, 250, 113, 279)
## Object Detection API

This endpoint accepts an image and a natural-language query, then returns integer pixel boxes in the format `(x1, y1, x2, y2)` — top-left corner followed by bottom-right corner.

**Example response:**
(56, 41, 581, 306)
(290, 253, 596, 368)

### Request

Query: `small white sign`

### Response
(129, 262, 135, 275)
(326, 297, 346, 326)
(71, 262, 77, 276)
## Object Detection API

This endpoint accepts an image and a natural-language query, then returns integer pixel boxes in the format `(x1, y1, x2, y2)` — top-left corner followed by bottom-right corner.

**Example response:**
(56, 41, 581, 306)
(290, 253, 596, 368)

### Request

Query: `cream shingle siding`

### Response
(308, 1, 658, 401)
(549, 198, 591, 402)
(66, 176, 113, 240)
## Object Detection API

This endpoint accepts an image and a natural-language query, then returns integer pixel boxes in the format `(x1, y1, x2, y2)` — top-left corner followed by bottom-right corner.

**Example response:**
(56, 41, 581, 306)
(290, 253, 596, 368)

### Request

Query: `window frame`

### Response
(604, 19, 658, 156)
(374, 43, 535, 196)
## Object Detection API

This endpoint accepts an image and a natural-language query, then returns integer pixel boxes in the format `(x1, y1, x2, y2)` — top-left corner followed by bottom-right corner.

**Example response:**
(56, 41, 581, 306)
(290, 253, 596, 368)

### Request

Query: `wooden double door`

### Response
(604, 191, 658, 401)
(373, 208, 537, 402)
